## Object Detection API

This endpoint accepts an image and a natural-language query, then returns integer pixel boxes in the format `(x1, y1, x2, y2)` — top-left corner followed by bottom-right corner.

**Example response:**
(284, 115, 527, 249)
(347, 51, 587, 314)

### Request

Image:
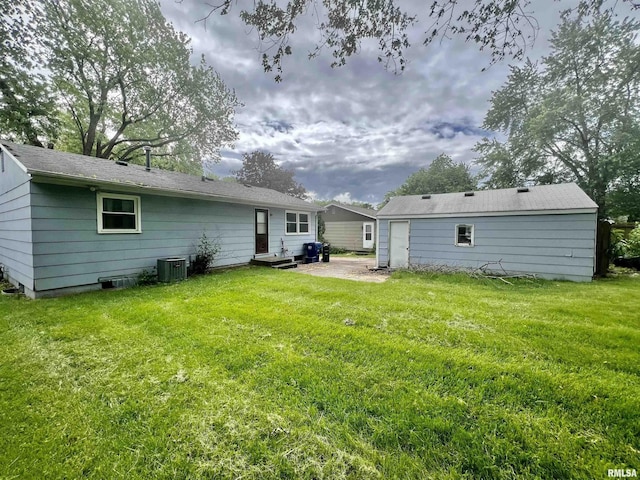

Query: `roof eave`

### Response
(28, 171, 323, 212)
(324, 203, 377, 219)
(377, 207, 598, 219)
(0, 143, 29, 173)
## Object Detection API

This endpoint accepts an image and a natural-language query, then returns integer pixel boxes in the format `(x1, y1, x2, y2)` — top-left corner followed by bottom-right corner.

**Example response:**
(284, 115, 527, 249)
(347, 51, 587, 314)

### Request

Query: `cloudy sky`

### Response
(158, 0, 624, 206)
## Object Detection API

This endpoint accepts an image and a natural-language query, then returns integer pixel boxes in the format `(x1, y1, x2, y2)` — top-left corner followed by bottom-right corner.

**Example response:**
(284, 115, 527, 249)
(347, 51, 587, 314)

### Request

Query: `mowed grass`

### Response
(0, 269, 639, 479)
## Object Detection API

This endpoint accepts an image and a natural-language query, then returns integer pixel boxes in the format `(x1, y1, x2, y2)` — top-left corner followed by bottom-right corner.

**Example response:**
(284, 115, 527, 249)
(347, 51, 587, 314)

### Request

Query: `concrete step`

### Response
(272, 262, 298, 270)
(250, 256, 294, 267)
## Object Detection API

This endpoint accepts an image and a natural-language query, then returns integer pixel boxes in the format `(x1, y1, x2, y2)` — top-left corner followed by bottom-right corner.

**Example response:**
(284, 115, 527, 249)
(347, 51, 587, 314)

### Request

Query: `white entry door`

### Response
(362, 222, 375, 249)
(389, 221, 409, 268)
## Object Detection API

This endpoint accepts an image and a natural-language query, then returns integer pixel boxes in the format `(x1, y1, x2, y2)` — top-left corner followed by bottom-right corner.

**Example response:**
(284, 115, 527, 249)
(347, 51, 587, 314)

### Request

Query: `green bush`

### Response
(610, 229, 628, 258)
(626, 224, 640, 257)
(317, 216, 326, 242)
(612, 223, 640, 258)
(137, 268, 158, 285)
(190, 233, 220, 275)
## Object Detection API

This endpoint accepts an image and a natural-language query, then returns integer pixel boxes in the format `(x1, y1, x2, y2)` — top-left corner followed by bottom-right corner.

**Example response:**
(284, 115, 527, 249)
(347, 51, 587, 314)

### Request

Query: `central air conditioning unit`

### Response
(157, 258, 187, 282)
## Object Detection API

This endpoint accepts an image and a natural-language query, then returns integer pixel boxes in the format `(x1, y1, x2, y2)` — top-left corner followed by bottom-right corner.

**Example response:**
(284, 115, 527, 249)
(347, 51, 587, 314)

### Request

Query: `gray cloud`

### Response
(159, 0, 633, 205)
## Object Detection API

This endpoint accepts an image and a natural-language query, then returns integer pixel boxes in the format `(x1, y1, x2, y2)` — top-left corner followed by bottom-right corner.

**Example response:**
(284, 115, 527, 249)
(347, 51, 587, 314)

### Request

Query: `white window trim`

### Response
(454, 224, 474, 247)
(285, 211, 310, 235)
(97, 192, 142, 234)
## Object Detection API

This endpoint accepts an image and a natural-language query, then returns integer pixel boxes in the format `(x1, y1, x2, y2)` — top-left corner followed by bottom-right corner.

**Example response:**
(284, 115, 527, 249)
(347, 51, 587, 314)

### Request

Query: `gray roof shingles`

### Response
(378, 183, 597, 217)
(2, 141, 321, 211)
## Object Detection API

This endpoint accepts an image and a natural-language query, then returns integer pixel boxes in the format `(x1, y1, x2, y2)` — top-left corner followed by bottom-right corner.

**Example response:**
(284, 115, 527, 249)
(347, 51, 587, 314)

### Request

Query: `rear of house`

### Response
(0, 142, 321, 298)
(377, 184, 598, 282)
(320, 203, 377, 251)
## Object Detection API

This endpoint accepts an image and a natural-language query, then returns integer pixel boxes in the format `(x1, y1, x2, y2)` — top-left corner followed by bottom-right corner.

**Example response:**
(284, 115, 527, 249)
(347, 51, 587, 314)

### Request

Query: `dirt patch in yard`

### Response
(294, 256, 390, 283)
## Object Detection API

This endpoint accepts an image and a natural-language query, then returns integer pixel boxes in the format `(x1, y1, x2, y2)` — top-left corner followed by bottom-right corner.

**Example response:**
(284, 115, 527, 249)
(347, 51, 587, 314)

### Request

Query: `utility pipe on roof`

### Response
(143, 146, 151, 171)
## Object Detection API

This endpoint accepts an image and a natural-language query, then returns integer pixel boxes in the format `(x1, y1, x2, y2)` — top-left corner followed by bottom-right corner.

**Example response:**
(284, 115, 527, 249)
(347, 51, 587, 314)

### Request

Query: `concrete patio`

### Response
(293, 256, 389, 283)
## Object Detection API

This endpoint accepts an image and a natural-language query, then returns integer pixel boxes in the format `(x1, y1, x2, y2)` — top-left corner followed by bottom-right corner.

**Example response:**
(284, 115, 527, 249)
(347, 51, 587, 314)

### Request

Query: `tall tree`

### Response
(475, 13, 640, 217)
(199, 0, 637, 80)
(607, 135, 640, 221)
(38, 0, 238, 174)
(382, 154, 476, 205)
(234, 151, 307, 199)
(350, 201, 375, 210)
(0, 0, 59, 146)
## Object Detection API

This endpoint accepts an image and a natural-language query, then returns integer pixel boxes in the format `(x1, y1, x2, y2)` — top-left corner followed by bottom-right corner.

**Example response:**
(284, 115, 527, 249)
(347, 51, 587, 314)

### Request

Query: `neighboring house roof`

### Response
(323, 203, 377, 219)
(377, 183, 598, 218)
(1, 141, 322, 211)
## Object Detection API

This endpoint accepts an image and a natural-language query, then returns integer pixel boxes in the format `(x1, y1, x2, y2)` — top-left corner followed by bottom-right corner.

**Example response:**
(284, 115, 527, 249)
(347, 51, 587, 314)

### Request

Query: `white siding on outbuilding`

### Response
(324, 221, 366, 251)
(320, 203, 377, 251)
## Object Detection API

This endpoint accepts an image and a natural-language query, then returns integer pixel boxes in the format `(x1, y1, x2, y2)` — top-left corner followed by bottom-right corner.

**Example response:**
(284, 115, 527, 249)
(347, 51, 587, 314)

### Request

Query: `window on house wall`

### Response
(97, 192, 141, 233)
(285, 211, 310, 234)
(455, 224, 474, 246)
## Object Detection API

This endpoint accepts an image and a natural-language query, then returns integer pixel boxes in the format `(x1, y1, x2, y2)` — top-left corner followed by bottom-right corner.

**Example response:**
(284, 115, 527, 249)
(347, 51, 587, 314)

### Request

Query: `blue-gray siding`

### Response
(378, 213, 596, 281)
(0, 154, 34, 290)
(30, 183, 315, 292)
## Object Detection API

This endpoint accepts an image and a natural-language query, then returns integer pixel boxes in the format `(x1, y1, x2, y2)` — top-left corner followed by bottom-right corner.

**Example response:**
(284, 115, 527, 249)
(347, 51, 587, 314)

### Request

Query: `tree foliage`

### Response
(607, 136, 640, 221)
(1, 0, 238, 175)
(382, 154, 476, 205)
(476, 12, 640, 217)
(350, 201, 375, 210)
(0, 0, 58, 146)
(234, 151, 307, 199)
(200, 0, 637, 80)
(625, 224, 640, 257)
(314, 199, 375, 210)
(39, 0, 238, 174)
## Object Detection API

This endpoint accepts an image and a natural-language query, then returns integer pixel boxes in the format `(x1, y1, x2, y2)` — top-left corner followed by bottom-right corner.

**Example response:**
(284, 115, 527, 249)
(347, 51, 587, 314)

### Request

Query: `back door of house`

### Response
(255, 209, 269, 254)
(362, 222, 375, 249)
(389, 221, 409, 268)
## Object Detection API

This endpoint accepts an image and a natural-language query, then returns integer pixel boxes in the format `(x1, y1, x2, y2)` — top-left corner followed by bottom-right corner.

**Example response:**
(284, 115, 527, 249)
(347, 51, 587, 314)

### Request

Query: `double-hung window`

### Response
(97, 192, 141, 234)
(285, 211, 310, 234)
(455, 224, 474, 246)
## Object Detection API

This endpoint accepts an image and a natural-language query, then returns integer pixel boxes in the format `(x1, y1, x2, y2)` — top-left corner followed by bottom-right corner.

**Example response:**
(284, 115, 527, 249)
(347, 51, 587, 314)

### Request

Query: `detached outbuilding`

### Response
(320, 203, 377, 252)
(376, 183, 598, 281)
(0, 142, 322, 298)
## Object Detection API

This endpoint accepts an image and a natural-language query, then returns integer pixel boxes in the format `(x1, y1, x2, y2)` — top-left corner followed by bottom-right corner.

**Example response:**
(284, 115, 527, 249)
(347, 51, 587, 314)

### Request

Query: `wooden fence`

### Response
(595, 221, 611, 277)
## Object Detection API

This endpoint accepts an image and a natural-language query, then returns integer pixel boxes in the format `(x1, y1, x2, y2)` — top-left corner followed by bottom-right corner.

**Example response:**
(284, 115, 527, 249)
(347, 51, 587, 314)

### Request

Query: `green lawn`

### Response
(1, 269, 638, 479)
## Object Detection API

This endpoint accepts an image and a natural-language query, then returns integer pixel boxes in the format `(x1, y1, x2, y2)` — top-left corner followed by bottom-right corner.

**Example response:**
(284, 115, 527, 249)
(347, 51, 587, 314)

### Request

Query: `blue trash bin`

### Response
(304, 242, 320, 263)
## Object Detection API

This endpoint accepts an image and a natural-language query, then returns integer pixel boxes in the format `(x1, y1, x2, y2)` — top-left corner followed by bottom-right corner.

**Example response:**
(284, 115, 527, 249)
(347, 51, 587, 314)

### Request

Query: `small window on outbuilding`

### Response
(97, 192, 141, 234)
(455, 224, 474, 247)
